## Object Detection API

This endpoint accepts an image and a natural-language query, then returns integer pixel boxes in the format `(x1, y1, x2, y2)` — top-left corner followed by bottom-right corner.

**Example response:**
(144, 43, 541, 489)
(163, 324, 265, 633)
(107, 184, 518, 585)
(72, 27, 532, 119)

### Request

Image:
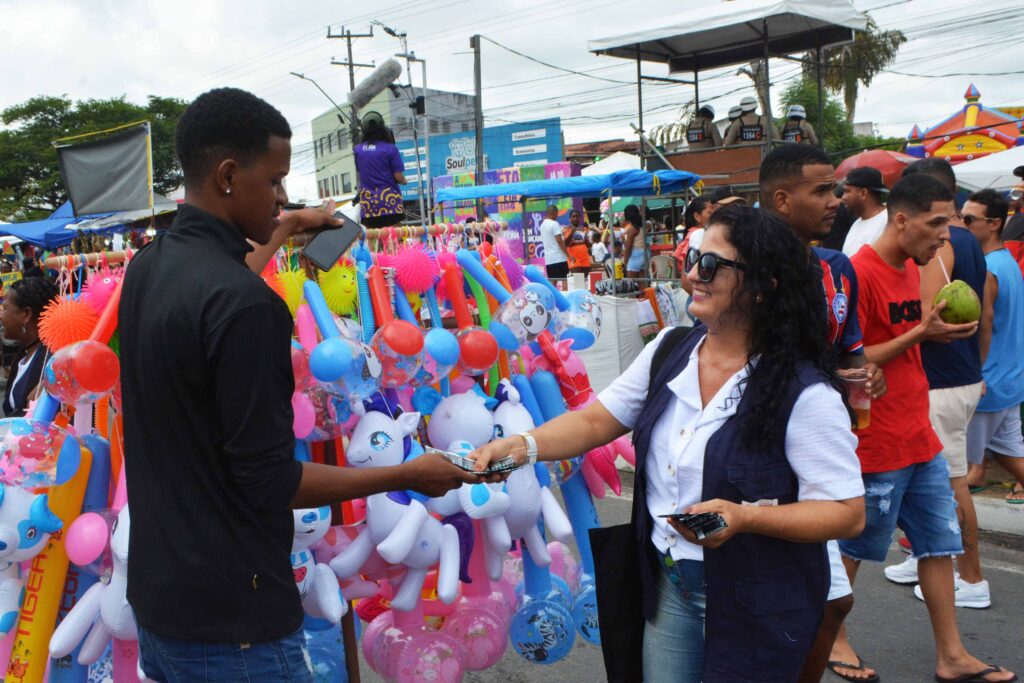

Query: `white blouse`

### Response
(597, 327, 864, 562)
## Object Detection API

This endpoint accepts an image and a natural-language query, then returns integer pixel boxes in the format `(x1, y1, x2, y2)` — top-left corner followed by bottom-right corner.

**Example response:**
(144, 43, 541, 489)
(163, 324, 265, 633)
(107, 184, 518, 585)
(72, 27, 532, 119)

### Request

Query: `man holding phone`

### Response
(120, 88, 493, 681)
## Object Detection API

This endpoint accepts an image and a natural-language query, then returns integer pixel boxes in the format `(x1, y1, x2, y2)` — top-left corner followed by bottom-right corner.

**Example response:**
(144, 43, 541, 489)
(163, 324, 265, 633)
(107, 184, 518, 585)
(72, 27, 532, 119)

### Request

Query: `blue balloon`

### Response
(509, 596, 575, 664)
(423, 328, 460, 367)
(310, 338, 353, 382)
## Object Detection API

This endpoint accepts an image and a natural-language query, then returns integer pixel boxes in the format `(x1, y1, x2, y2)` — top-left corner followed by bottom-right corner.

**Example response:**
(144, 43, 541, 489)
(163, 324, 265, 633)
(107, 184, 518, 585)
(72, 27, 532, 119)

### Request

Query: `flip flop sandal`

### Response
(828, 656, 880, 683)
(934, 664, 1018, 682)
(969, 485, 990, 494)
(1006, 486, 1024, 504)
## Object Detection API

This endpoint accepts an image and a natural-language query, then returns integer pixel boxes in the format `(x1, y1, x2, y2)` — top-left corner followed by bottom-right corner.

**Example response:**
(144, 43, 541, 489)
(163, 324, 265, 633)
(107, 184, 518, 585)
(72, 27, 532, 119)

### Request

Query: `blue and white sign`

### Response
(397, 118, 562, 199)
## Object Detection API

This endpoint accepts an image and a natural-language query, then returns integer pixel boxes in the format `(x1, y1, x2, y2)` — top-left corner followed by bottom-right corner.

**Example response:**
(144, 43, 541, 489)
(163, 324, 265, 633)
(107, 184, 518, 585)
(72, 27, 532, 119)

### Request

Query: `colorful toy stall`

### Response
(906, 83, 1024, 164)
(433, 162, 584, 267)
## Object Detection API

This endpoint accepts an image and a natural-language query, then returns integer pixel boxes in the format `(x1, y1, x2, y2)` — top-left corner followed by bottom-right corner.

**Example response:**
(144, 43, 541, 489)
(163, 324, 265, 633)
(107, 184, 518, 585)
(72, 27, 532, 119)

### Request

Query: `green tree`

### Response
(779, 78, 903, 157)
(816, 16, 906, 122)
(0, 94, 188, 221)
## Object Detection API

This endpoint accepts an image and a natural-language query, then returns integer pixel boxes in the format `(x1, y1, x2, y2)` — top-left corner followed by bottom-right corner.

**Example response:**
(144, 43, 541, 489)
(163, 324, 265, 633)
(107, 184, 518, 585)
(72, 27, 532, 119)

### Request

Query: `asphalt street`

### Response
(354, 472, 1024, 682)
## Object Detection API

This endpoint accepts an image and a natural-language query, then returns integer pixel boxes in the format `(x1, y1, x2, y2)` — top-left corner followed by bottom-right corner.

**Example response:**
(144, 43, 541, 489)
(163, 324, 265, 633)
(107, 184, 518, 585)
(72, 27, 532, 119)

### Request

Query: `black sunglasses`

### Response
(685, 247, 747, 283)
(961, 214, 995, 228)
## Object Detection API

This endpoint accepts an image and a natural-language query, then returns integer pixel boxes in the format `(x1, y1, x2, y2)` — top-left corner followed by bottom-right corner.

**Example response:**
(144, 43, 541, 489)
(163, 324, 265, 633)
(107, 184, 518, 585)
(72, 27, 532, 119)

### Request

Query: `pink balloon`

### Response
(441, 605, 507, 670)
(396, 632, 466, 683)
(295, 304, 319, 353)
(292, 392, 316, 439)
(66, 511, 110, 566)
(361, 611, 392, 672)
(448, 374, 476, 395)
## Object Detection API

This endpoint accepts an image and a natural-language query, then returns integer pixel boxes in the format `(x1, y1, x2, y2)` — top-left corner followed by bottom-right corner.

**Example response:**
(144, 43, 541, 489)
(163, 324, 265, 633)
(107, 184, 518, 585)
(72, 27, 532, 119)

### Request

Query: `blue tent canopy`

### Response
(0, 202, 114, 248)
(434, 168, 700, 204)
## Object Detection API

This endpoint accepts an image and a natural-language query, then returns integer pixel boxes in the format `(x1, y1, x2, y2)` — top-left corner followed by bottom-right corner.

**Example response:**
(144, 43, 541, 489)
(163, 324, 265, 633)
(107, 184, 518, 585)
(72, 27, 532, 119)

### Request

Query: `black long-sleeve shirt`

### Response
(120, 204, 303, 642)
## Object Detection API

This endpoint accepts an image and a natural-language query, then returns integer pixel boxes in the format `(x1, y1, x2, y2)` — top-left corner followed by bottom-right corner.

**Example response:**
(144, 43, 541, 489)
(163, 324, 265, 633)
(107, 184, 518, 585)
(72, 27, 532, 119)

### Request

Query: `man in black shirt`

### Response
(120, 88, 487, 681)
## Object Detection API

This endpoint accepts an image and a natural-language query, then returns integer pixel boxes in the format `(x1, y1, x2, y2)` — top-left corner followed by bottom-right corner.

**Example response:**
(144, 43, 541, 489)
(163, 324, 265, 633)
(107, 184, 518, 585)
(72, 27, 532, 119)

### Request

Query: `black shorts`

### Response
(545, 262, 569, 280)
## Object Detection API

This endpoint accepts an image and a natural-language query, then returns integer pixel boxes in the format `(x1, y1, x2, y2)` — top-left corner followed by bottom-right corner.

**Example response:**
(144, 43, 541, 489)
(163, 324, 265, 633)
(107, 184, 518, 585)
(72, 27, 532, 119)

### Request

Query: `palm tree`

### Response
(819, 17, 906, 122)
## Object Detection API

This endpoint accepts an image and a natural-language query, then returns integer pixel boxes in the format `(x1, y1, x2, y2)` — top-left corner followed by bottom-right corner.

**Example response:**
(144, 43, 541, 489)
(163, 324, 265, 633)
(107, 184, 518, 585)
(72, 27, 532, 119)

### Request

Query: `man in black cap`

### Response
(1002, 165, 1024, 241)
(685, 105, 722, 149)
(841, 167, 888, 257)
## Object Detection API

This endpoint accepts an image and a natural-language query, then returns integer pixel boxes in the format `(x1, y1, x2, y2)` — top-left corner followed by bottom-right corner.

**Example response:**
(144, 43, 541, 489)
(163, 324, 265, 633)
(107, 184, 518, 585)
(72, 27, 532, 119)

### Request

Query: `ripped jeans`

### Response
(839, 453, 963, 563)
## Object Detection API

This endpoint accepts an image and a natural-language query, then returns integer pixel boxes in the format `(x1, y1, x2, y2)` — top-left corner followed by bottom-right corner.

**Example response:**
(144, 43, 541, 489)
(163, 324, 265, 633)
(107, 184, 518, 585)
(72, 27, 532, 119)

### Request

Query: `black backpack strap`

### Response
(647, 325, 699, 401)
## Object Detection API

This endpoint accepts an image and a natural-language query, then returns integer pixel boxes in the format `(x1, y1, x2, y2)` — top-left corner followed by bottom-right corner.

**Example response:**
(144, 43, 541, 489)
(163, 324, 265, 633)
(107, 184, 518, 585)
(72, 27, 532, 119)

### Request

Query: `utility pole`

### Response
(328, 25, 374, 144)
(470, 34, 485, 220)
(397, 51, 432, 226)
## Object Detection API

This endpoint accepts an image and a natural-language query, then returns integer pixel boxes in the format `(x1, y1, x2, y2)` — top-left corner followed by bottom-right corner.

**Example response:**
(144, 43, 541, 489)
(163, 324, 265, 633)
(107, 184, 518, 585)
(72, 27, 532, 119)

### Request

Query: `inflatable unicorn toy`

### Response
(0, 484, 63, 634)
(329, 394, 463, 612)
(491, 380, 573, 566)
(414, 386, 512, 579)
(49, 505, 137, 664)
(292, 506, 346, 623)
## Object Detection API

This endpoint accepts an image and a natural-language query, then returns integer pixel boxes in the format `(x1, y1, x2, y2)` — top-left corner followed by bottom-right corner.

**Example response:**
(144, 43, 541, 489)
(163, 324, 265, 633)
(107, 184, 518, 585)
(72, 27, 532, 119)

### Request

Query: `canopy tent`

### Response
(581, 152, 641, 176)
(588, 0, 865, 72)
(435, 169, 700, 204)
(0, 202, 114, 248)
(953, 146, 1024, 192)
(588, 0, 867, 157)
(0, 195, 178, 249)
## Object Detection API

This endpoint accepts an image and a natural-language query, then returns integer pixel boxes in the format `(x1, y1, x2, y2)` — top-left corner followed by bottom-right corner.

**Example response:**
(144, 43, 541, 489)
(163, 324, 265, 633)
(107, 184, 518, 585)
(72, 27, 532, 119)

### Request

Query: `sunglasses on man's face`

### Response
(961, 214, 996, 228)
(685, 247, 747, 283)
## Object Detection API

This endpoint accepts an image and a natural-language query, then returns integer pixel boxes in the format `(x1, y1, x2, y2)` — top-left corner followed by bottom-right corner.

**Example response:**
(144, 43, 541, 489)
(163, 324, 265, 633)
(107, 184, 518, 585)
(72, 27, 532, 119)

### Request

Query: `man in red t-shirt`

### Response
(837, 175, 1014, 683)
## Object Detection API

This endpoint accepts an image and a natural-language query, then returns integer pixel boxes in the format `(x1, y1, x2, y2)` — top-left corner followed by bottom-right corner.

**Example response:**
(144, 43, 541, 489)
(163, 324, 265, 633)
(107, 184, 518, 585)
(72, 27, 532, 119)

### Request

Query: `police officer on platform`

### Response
(685, 104, 722, 149)
(723, 95, 776, 147)
(781, 104, 819, 146)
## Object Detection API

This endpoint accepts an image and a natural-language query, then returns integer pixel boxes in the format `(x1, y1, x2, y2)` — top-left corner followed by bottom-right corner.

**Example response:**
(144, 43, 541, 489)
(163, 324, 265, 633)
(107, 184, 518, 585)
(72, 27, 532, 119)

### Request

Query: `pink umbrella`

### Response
(836, 149, 918, 189)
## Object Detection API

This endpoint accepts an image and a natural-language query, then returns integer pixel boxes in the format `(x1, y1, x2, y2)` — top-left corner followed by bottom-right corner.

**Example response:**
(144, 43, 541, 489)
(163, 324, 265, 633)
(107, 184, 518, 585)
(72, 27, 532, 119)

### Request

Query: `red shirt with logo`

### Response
(850, 246, 943, 473)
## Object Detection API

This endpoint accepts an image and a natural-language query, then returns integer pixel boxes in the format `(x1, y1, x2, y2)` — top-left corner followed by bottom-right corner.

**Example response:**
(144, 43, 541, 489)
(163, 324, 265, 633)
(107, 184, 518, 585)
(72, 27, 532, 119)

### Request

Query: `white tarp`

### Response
(582, 152, 641, 176)
(589, 0, 866, 72)
(953, 146, 1024, 192)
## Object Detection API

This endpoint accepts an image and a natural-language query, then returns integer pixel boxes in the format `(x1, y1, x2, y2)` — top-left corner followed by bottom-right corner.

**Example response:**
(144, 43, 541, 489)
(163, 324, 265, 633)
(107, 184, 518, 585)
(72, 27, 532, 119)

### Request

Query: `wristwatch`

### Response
(517, 432, 538, 466)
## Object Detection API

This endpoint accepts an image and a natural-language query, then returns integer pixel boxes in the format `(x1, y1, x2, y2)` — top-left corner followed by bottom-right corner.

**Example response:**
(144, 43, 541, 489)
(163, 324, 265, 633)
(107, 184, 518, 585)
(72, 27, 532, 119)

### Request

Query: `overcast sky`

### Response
(4, 0, 1021, 201)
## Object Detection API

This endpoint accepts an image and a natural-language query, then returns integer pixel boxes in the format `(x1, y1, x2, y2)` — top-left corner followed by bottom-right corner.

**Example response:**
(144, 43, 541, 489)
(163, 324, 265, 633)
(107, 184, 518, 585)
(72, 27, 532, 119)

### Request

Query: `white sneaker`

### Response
(884, 555, 918, 584)
(913, 577, 991, 609)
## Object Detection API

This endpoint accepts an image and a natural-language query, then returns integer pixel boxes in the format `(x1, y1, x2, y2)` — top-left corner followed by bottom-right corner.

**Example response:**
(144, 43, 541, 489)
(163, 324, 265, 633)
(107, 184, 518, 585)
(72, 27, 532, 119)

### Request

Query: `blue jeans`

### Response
(138, 626, 313, 682)
(642, 555, 706, 683)
(839, 453, 963, 562)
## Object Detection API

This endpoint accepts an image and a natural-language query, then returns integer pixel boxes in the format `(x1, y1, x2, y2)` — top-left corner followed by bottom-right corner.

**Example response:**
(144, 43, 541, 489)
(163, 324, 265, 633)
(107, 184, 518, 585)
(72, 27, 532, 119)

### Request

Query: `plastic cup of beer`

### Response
(842, 370, 871, 430)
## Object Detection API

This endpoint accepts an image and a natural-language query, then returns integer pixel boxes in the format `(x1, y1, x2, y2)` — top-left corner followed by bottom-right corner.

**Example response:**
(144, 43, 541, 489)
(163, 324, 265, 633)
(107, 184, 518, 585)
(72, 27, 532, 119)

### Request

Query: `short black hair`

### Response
(708, 185, 736, 203)
(759, 144, 833, 200)
(623, 204, 642, 227)
(967, 188, 1009, 230)
(361, 117, 395, 144)
(685, 195, 711, 228)
(901, 158, 956, 194)
(8, 277, 59, 322)
(175, 88, 292, 187)
(887, 174, 953, 218)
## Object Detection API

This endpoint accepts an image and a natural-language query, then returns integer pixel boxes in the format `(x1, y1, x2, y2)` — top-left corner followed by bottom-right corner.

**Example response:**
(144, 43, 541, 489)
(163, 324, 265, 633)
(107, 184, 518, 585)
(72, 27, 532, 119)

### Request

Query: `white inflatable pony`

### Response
(50, 505, 137, 665)
(0, 484, 63, 634)
(329, 395, 462, 611)
(292, 506, 346, 623)
(491, 380, 573, 566)
(415, 386, 512, 580)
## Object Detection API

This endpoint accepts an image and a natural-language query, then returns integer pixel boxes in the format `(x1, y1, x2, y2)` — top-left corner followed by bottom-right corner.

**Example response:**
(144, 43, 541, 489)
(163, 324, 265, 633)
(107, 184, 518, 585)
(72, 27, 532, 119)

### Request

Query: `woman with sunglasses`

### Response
(470, 205, 866, 682)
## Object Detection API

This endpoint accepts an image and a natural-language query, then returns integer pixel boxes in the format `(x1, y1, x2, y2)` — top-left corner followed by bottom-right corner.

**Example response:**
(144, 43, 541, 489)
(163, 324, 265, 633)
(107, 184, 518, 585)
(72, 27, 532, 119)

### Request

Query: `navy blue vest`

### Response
(632, 328, 830, 682)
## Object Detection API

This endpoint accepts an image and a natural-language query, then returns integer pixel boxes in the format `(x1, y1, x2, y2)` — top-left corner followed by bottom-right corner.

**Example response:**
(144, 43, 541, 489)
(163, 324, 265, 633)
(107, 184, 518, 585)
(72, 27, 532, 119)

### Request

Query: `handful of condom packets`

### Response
(658, 511, 728, 540)
(425, 447, 522, 475)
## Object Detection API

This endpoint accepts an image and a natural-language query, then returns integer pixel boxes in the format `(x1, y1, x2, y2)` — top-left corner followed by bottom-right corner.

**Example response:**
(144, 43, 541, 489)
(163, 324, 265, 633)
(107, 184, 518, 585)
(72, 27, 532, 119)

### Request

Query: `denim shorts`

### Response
(138, 626, 313, 682)
(839, 453, 963, 563)
(642, 554, 706, 683)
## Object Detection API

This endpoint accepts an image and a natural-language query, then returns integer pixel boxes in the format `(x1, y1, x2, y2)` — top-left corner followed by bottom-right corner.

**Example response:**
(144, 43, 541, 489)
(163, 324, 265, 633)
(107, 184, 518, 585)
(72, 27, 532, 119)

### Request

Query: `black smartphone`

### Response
(301, 212, 363, 271)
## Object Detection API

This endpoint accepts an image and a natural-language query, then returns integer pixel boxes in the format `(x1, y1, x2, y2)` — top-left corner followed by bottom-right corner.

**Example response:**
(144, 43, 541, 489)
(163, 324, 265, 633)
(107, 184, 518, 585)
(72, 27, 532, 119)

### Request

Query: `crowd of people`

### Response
(478, 145, 1023, 683)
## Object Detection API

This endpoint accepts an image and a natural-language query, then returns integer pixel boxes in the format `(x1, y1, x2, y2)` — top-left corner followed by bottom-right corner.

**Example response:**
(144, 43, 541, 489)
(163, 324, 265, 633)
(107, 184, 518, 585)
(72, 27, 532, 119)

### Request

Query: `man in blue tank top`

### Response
(964, 189, 1024, 507)
(883, 160, 993, 610)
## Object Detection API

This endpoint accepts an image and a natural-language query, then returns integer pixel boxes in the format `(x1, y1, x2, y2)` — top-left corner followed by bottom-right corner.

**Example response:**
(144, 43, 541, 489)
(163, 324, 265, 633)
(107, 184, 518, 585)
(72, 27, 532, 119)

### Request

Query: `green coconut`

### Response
(933, 280, 981, 324)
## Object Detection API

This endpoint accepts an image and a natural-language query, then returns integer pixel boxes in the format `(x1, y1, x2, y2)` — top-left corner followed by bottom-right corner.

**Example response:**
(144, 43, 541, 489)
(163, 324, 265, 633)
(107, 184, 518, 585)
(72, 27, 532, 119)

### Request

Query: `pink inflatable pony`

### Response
(527, 335, 636, 498)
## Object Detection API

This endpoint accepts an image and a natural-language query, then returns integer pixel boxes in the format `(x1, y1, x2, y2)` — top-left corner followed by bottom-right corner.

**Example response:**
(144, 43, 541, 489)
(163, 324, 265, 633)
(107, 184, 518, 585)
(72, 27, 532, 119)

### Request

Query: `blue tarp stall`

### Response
(0, 202, 114, 248)
(434, 168, 700, 203)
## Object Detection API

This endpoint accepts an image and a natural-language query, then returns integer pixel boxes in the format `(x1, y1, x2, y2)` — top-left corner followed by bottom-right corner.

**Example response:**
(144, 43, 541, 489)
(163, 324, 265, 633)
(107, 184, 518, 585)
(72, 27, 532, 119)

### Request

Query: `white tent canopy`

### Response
(954, 146, 1024, 192)
(581, 151, 641, 176)
(588, 0, 866, 72)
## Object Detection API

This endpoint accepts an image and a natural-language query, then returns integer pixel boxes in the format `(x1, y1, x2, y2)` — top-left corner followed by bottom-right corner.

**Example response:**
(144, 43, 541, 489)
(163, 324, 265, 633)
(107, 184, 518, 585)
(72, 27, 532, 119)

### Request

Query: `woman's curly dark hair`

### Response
(707, 205, 850, 448)
(8, 277, 59, 323)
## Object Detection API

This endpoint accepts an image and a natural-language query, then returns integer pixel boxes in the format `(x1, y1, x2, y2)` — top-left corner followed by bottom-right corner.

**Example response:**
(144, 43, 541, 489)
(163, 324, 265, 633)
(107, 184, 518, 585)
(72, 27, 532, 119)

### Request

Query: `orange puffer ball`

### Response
(38, 296, 100, 351)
